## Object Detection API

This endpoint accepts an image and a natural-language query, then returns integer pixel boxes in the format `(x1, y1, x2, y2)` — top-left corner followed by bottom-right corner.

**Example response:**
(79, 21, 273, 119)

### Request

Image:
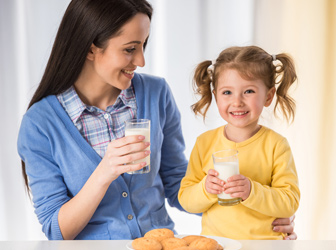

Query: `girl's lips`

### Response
(230, 111, 249, 116)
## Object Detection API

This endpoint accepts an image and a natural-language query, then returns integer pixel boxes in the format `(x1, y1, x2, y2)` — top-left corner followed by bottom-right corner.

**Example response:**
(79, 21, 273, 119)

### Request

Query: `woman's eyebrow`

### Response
(123, 41, 141, 45)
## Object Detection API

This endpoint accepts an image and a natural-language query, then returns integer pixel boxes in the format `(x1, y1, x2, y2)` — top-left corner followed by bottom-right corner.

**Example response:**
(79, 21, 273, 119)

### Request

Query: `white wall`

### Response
(0, 0, 255, 240)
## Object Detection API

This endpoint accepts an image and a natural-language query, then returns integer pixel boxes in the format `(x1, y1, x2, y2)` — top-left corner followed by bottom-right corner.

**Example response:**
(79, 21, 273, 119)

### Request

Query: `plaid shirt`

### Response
(57, 86, 137, 158)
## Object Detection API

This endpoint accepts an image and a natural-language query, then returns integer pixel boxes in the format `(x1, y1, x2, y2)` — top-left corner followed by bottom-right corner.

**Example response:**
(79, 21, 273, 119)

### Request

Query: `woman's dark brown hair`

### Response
(22, 0, 153, 194)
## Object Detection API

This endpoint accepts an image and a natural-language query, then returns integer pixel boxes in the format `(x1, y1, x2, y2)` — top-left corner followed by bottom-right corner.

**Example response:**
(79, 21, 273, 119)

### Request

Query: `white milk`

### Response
(214, 161, 239, 199)
(125, 128, 150, 166)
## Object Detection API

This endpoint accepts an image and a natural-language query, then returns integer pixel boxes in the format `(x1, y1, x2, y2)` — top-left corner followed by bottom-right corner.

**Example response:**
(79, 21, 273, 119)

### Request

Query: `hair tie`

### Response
(272, 54, 277, 61)
(207, 60, 216, 81)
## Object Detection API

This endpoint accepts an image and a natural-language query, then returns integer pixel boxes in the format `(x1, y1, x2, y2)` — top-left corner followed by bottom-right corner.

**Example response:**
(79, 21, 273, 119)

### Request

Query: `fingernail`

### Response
(273, 226, 278, 232)
(145, 150, 150, 155)
(138, 136, 145, 140)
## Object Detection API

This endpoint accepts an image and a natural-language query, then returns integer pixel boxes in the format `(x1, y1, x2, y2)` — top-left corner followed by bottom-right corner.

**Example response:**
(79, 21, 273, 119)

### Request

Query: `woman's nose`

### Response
(133, 49, 145, 67)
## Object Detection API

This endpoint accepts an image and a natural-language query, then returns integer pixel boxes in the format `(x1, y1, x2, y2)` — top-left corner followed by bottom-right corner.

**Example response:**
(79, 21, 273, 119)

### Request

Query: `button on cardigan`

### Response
(17, 73, 188, 240)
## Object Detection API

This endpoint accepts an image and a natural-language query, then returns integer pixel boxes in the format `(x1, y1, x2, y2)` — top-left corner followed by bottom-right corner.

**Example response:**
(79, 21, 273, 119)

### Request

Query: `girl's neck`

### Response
(224, 124, 261, 143)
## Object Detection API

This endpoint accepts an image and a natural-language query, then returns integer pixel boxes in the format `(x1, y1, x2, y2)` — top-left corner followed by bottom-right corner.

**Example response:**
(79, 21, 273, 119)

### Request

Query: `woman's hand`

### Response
(224, 174, 251, 201)
(98, 135, 151, 184)
(205, 169, 224, 194)
(272, 215, 297, 240)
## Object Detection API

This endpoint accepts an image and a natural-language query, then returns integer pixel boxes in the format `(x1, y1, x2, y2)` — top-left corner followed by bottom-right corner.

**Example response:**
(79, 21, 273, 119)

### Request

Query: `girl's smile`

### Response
(214, 68, 275, 141)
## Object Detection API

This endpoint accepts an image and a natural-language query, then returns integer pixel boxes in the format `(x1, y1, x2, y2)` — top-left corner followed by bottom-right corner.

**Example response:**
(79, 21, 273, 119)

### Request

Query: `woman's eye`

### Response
(125, 48, 136, 53)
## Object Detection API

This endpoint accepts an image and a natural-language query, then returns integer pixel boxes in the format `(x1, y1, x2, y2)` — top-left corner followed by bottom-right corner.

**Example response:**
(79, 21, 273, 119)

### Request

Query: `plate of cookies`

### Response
(127, 228, 242, 250)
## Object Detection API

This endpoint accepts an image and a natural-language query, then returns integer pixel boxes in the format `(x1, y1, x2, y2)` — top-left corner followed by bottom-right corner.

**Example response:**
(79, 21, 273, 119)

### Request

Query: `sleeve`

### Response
(242, 138, 300, 217)
(157, 81, 189, 211)
(178, 139, 218, 213)
(17, 115, 69, 240)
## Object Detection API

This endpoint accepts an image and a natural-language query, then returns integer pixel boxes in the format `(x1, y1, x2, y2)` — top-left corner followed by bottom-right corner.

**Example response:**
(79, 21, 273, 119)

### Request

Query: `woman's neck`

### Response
(74, 64, 120, 111)
(224, 124, 261, 143)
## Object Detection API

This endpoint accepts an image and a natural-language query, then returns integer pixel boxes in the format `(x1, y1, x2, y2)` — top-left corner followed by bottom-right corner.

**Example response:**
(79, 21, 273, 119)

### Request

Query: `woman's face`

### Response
(87, 13, 151, 90)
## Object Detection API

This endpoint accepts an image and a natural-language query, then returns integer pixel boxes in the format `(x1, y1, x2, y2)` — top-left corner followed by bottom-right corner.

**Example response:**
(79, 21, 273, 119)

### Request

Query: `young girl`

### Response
(178, 46, 300, 240)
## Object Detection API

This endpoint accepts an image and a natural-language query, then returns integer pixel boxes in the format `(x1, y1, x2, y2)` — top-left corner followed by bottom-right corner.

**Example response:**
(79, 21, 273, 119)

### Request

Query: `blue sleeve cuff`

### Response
(50, 207, 64, 240)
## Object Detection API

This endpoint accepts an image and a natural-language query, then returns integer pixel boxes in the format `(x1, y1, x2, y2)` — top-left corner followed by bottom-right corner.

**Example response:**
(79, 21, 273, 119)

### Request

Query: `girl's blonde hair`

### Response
(192, 45, 297, 122)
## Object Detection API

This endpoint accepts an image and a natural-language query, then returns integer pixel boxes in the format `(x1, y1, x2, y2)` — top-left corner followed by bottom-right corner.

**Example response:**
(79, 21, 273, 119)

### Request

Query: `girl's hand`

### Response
(223, 174, 251, 201)
(98, 135, 150, 184)
(205, 169, 225, 194)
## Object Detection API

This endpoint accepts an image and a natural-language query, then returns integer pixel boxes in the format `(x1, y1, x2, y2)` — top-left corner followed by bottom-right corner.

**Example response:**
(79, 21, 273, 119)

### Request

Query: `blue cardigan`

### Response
(17, 73, 188, 240)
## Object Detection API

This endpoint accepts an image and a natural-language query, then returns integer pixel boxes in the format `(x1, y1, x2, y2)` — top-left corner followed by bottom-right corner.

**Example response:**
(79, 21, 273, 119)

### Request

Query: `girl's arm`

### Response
(178, 141, 218, 213)
(239, 138, 300, 217)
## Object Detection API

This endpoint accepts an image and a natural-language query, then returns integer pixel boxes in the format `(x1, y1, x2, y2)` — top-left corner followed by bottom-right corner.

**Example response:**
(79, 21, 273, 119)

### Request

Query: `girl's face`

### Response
(214, 68, 275, 133)
(86, 13, 151, 90)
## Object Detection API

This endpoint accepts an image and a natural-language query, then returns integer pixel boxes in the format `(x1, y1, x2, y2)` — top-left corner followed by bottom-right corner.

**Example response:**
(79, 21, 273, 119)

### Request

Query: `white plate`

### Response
(126, 234, 242, 250)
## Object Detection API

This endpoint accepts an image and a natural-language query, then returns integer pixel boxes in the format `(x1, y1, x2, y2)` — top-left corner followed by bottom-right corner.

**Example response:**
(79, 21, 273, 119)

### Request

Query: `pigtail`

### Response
(191, 60, 214, 119)
(273, 53, 297, 123)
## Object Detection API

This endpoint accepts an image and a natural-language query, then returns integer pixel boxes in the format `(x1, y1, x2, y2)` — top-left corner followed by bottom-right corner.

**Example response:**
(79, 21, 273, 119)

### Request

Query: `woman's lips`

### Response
(122, 69, 135, 79)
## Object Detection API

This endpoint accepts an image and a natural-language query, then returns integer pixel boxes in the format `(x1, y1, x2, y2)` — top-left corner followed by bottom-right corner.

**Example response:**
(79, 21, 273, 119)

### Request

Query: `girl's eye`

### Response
(222, 90, 231, 95)
(245, 89, 255, 94)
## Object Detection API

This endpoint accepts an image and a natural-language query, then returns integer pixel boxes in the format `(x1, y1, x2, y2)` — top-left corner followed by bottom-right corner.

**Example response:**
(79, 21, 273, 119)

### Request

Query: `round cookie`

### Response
(174, 247, 199, 250)
(161, 237, 188, 250)
(132, 237, 162, 250)
(217, 244, 224, 250)
(189, 238, 218, 250)
(174, 247, 200, 250)
(182, 235, 206, 245)
(144, 228, 175, 242)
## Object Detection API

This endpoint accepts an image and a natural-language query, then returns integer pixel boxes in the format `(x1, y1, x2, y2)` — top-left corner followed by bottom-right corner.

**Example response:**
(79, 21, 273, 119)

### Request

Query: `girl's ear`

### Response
(87, 43, 99, 61)
(265, 87, 276, 107)
(213, 89, 217, 102)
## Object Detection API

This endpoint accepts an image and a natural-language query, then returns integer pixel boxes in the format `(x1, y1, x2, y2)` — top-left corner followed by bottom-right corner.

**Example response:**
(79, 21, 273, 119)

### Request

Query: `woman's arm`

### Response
(58, 135, 150, 240)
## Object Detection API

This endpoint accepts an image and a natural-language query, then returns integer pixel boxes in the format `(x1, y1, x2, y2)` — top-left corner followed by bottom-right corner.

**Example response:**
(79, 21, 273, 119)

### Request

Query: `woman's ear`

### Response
(87, 43, 99, 61)
(265, 87, 276, 107)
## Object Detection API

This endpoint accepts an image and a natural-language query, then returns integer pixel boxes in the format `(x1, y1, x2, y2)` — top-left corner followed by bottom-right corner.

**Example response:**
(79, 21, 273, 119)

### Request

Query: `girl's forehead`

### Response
(216, 69, 265, 88)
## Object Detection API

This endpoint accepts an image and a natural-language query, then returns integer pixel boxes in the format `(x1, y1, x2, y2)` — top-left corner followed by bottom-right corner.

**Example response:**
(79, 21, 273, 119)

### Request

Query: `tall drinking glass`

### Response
(124, 119, 150, 174)
(212, 149, 241, 206)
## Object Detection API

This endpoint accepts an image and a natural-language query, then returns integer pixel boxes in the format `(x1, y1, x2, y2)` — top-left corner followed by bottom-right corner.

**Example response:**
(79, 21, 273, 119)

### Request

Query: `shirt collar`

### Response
(57, 85, 137, 123)
(57, 86, 87, 124)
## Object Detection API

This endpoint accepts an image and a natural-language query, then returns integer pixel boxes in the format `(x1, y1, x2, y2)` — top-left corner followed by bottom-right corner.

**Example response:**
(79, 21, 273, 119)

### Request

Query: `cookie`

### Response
(132, 237, 162, 250)
(161, 237, 188, 250)
(174, 247, 200, 250)
(217, 244, 224, 250)
(189, 238, 218, 250)
(182, 235, 206, 245)
(144, 228, 175, 242)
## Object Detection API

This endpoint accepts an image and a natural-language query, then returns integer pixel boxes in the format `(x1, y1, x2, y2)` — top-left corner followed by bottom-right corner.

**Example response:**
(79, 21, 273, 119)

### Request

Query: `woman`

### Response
(17, 0, 296, 240)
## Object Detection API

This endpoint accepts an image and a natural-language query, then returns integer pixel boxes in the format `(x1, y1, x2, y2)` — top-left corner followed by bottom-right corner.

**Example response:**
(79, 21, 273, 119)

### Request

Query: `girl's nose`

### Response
(232, 94, 244, 107)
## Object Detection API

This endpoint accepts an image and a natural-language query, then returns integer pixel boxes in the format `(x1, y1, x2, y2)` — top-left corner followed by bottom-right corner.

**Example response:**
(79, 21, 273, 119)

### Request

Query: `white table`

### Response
(0, 240, 335, 250)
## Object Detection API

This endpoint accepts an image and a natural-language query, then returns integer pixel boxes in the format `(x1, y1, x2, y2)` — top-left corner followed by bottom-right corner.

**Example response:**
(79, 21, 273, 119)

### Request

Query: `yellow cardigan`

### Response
(178, 126, 300, 240)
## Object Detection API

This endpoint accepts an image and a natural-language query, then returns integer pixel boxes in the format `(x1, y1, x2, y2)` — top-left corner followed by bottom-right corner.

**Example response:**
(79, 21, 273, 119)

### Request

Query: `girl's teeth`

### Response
(232, 112, 247, 115)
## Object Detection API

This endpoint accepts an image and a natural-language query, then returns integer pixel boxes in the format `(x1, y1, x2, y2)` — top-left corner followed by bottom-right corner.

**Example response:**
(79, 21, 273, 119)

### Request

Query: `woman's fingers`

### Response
(272, 215, 297, 240)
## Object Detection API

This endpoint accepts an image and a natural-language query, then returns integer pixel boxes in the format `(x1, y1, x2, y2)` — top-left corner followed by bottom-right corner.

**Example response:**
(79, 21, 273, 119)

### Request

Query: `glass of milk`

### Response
(212, 149, 241, 206)
(124, 119, 150, 174)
